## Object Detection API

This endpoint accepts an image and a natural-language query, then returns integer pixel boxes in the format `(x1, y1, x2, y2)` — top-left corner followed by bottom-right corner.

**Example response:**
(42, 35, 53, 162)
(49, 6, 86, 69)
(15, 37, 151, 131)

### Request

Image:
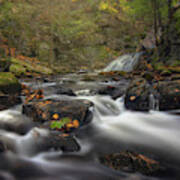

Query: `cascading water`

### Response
(103, 52, 143, 72)
(0, 75, 180, 180)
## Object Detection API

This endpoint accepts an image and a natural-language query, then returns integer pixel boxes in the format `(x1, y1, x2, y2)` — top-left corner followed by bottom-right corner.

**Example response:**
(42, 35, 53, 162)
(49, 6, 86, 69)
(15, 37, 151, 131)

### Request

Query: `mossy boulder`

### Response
(9, 64, 26, 76)
(23, 99, 94, 132)
(11, 58, 53, 75)
(0, 72, 21, 94)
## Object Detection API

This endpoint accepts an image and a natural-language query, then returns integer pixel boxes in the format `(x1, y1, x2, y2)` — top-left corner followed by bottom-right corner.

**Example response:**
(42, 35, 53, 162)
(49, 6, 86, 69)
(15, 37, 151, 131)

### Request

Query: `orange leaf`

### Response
(73, 120, 79, 128)
(130, 96, 136, 101)
(52, 113, 59, 120)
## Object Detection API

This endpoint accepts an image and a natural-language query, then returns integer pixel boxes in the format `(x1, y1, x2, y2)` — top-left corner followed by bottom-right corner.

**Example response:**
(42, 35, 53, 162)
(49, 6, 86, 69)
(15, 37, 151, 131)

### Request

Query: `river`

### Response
(0, 72, 180, 180)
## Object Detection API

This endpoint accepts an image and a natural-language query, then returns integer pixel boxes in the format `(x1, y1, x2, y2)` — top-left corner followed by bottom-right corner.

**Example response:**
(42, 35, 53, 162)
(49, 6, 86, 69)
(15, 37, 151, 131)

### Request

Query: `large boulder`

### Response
(0, 72, 21, 94)
(157, 80, 180, 110)
(0, 72, 22, 110)
(23, 99, 93, 131)
(124, 78, 151, 111)
(97, 80, 129, 99)
(99, 151, 166, 176)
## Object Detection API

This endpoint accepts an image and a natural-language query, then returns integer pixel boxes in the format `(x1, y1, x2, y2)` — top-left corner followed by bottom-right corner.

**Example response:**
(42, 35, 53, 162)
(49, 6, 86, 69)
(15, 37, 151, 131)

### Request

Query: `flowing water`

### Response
(0, 74, 180, 180)
(103, 52, 143, 72)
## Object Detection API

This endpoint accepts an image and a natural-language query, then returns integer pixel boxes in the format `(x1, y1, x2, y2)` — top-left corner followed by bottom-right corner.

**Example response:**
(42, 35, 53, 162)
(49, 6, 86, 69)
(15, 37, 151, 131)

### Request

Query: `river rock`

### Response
(21, 128, 80, 154)
(0, 72, 21, 94)
(23, 99, 93, 130)
(56, 86, 76, 96)
(0, 95, 21, 111)
(46, 133, 80, 152)
(0, 141, 7, 153)
(0, 72, 22, 110)
(98, 85, 127, 99)
(99, 151, 165, 176)
(124, 78, 151, 111)
(156, 80, 180, 110)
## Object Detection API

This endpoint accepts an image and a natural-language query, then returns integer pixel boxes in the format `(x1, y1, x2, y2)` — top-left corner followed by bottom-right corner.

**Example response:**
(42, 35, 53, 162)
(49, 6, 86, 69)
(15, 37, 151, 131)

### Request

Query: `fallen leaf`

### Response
(52, 113, 59, 120)
(130, 96, 136, 101)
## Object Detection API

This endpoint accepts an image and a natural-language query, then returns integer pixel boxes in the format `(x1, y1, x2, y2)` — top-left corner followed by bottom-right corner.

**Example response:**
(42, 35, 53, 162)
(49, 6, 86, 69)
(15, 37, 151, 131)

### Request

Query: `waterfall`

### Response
(103, 52, 143, 72)
(149, 94, 159, 111)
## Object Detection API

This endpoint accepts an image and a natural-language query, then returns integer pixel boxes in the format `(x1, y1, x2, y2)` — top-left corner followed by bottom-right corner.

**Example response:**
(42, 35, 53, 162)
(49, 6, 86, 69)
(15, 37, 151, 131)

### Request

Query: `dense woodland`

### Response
(0, 0, 180, 72)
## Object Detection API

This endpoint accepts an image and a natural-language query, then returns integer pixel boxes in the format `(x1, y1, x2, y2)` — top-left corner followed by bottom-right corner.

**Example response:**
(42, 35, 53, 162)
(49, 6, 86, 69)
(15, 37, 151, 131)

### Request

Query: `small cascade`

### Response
(149, 94, 159, 111)
(103, 52, 143, 72)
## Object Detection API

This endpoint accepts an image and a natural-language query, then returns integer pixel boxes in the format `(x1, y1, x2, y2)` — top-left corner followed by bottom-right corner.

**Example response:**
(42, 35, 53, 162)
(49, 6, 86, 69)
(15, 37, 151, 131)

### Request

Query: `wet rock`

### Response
(124, 78, 151, 111)
(99, 151, 165, 176)
(23, 99, 93, 130)
(17, 128, 80, 154)
(142, 72, 154, 81)
(157, 80, 180, 110)
(98, 85, 127, 99)
(0, 72, 21, 95)
(0, 171, 15, 180)
(56, 86, 76, 96)
(0, 141, 7, 153)
(170, 74, 180, 81)
(0, 110, 33, 134)
(0, 95, 21, 111)
(46, 133, 80, 152)
(13, 128, 80, 154)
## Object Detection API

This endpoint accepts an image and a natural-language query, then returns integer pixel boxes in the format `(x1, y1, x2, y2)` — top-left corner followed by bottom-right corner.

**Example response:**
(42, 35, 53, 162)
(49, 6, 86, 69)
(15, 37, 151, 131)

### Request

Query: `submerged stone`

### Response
(47, 133, 80, 152)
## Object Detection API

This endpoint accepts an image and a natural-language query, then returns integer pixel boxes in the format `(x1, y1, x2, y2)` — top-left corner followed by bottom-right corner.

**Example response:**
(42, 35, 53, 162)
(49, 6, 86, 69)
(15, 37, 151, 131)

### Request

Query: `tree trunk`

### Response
(152, 0, 158, 47)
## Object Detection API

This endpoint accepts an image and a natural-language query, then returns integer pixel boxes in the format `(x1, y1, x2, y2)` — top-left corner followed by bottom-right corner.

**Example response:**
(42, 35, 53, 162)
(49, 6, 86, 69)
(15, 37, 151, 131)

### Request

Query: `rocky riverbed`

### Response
(0, 69, 180, 179)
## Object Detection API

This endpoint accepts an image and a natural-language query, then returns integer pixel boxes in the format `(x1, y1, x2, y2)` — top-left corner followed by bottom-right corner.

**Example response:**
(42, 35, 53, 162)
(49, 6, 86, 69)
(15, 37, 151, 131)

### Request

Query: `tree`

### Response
(123, 0, 180, 60)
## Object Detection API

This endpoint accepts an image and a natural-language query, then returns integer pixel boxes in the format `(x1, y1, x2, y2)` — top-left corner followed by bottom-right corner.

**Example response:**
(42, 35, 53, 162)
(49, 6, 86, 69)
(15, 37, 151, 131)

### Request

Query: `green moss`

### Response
(9, 64, 26, 76)
(0, 72, 21, 94)
(11, 58, 53, 75)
